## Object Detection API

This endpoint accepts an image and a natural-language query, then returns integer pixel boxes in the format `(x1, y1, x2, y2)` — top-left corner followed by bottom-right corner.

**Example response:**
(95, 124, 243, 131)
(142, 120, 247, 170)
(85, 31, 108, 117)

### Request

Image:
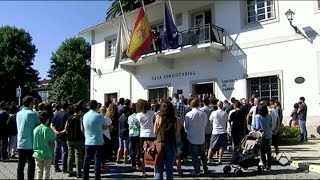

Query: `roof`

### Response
(78, 1, 162, 36)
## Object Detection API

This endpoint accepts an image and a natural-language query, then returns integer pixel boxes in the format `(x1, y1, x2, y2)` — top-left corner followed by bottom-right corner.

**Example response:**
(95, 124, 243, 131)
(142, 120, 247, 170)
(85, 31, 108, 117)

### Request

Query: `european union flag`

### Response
(162, 1, 179, 49)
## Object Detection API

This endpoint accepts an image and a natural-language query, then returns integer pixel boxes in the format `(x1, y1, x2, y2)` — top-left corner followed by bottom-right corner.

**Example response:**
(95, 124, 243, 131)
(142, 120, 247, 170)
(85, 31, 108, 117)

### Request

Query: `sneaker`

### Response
(68, 172, 76, 177)
(216, 161, 222, 165)
(55, 169, 62, 173)
(10, 155, 17, 159)
(258, 161, 264, 166)
(116, 161, 121, 165)
(101, 165, 109, 172)
(141, 172, 146, 177)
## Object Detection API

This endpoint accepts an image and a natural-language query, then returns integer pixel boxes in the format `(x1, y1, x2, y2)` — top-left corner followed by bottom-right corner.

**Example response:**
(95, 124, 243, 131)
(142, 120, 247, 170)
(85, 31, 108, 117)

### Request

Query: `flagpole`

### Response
(140, 0, 146, 12)
(167, 0, 175, 25)
(119, 0, 130, 33)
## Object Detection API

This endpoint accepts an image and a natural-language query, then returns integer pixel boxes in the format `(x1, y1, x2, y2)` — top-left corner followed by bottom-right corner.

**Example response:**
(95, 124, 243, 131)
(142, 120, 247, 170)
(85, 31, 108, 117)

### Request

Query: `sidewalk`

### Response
(280, 139, 320, 173)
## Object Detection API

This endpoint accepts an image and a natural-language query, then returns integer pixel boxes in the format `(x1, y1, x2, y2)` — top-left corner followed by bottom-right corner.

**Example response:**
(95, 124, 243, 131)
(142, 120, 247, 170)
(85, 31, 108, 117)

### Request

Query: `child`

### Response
(33, 111, 56, 179)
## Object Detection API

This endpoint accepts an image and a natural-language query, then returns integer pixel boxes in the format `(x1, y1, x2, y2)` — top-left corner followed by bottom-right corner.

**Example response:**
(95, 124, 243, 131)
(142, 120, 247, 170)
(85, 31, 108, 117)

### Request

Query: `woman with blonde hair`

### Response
(136, 99, 155, 177)
(107, 103, 119, 160)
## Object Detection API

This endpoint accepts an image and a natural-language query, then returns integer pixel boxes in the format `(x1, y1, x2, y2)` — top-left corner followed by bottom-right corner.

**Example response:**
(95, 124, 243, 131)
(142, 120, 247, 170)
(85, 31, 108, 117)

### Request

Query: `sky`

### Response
(0, 1, 111, 79)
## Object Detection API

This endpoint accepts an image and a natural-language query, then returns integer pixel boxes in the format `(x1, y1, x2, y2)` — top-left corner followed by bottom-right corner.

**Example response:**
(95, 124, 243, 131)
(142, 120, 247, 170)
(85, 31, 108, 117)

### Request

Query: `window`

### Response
(152, 24, 163, 35)
(247, 75, 279, 102)
(105, 39, 116, 57)
(148, 87, 168, 101)
(247, 0, 275, 23)
(104, 93, 118, 103)
(318, 0, 320, 9)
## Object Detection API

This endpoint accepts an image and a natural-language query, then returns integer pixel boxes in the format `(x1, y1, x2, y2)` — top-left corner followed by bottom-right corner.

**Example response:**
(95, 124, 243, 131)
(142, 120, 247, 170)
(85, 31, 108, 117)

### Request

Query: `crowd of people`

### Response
(0, 93, 307, 180)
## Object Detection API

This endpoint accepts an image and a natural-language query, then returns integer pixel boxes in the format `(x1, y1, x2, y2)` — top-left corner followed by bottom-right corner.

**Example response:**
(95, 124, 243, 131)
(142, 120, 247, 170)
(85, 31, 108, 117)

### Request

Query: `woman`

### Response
(253, 104, 272, 171)
(136, 99, 155, 177)
(290, 103, 299, 126)
(7, 107, 18, 159)
(128, 103, 140, 171)
(107, 103, 120, 159)
(154, 101, 178, 180)
(100, 106, 112, 171)
(64, 105, 85, 178)
(116, 106, 131, 163)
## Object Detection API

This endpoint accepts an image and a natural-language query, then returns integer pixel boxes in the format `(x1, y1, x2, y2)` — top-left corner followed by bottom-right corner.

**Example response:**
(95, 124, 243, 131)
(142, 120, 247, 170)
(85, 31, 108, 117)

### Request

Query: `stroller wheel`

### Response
(223, 166, 231, 174)
(234, 169, 243, 176)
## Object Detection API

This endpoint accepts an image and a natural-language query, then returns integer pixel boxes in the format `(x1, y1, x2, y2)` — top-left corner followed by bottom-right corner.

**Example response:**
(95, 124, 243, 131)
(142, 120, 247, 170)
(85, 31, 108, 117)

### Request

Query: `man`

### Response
(117, 98, 125, 115)
(267, 101, 280, 155)
(229, 100, 246, 153)
(184, 98, 208, 176)
(297, 97, 308, 142)
(247, 97, 260, 131)
(171, 93, 185, 175)
(51, 102, 69, 172)
(0, 101, 9, 161)
(200, 98, 213, 152)
(82, 100, 108, 180)
(17, 96, 40, 180)
(208, 101, 228, 164)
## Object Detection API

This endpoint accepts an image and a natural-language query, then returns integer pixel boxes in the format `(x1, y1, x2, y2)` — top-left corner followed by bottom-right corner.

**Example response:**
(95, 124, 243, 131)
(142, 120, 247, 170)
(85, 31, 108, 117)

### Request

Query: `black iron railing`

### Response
(121, 23, 224, 61)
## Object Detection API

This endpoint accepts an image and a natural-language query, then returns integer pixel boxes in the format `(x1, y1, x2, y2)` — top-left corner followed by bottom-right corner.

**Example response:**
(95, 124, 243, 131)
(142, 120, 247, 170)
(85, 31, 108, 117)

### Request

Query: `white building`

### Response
(80, 0, 320, 137)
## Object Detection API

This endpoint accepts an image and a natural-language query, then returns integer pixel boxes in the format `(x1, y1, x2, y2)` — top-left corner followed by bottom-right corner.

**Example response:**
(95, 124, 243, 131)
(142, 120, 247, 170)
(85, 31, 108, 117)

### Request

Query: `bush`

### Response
(278, 125, 300, 138)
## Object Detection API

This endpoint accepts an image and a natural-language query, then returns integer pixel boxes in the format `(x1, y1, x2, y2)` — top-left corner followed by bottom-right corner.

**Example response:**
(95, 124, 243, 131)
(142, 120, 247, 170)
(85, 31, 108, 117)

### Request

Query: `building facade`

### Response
(34, 79, 52, 103)
(80, 0, 320, 137)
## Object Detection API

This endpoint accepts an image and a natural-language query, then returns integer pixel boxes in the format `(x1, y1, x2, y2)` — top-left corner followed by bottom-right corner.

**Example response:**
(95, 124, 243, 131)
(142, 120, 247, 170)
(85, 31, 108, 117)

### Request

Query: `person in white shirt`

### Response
(135, 99, 155, 177)
(184, 98, 208, 176)
(246, 98, 260, 131)
(207, 101, 228, 164)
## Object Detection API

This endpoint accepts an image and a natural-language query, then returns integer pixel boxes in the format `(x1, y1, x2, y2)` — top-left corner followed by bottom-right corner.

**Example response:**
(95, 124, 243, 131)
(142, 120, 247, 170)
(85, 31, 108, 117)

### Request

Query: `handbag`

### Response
(143, 140, 165, 165)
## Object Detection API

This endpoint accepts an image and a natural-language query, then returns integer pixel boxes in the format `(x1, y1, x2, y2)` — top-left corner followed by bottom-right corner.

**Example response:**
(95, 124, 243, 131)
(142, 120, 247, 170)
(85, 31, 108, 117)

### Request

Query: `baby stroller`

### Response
(223, 131, 264, 176)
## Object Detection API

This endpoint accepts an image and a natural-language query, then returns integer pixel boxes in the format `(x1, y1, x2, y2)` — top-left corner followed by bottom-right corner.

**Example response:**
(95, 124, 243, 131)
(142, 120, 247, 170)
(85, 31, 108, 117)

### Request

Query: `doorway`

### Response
(193, 82, 214, 95)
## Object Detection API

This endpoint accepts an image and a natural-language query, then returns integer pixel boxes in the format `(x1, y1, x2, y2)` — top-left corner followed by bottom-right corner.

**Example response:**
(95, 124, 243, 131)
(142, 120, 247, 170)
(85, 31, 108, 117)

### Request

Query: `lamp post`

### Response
(285, 9, 299, 33)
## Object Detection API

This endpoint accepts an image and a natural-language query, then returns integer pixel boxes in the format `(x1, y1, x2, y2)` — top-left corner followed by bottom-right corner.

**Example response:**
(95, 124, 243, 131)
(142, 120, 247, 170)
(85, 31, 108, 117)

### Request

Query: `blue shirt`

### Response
(254, 114, 272, 140)
(16, 107, 40, 149)
(83, 110, 105, 146)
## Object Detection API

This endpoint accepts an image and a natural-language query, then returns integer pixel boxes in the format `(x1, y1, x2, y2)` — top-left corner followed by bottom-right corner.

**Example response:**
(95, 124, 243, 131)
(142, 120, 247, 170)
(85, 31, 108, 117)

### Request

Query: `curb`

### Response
(290, 160, 320, 174)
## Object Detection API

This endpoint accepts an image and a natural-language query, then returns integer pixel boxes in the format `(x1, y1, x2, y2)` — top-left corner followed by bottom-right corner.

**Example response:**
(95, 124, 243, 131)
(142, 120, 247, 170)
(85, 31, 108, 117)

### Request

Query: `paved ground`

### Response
(1, 152, 319, 179)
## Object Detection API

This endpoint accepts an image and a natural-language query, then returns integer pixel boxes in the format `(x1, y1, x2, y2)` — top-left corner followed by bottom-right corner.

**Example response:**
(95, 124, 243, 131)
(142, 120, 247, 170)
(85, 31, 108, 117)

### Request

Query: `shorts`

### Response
(210, 133, 227, 151)
(119, 137, 129, 149)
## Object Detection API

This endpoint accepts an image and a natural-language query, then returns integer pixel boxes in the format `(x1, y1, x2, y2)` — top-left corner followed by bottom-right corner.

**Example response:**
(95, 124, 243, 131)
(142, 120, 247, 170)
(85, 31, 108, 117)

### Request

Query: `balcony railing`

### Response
(121, 23, 224, 62)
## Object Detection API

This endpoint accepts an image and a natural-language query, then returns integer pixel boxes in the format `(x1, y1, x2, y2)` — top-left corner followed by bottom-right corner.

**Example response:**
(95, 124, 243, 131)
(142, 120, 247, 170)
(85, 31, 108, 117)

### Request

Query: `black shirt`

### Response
(118, 114, 129, 138)
(66, 115, 84, 141)
(0, 110, 9, 136)
(230, 109, 246, 137)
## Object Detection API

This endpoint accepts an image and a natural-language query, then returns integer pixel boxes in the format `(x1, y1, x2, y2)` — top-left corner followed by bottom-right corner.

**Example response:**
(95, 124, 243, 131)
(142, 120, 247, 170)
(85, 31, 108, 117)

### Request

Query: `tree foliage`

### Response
(48, 37, 91, 81)
(106, 0, 156, 20)
(0, 25, 39, 101)
(49, 71, 88, 103)
(48, 37, 91, 103)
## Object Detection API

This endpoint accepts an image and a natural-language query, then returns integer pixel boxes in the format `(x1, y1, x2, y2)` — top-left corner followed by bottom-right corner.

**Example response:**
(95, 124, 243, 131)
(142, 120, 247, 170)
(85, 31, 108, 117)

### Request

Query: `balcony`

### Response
(120, 23, 225, 74)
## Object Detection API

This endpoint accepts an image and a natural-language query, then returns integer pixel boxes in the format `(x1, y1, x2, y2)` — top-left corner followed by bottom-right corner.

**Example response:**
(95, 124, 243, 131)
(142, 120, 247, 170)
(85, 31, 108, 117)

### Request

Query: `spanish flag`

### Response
(126, 7, 153, 62)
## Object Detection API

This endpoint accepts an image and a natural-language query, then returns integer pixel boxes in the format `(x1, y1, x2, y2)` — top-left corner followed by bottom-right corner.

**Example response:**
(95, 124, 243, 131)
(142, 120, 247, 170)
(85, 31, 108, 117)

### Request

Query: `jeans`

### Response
(67, 140, 84, 175)
(155, 144, 176, 180)
(299, 120, 307, 142)
(35, 158, 52, 180)
(17, 149, 35, 180)
(8, 135, 17, 156)
(189, 143, 208, 174)
(54, 139, 68, 171)
(129, 136, 140, 168)
(0, 135, 8, 160)
(82, 145, 103, 180)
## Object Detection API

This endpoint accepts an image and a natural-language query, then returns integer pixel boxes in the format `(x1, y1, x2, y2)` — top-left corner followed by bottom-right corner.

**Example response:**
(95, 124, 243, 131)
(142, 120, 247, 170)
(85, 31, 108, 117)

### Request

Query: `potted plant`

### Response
(278, 125, 300, 145)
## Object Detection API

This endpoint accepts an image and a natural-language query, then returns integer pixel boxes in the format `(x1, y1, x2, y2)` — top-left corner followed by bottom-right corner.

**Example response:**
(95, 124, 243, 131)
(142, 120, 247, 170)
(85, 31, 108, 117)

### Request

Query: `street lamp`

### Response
(285, 9, 299, 33)
(86, 59, 97, 73)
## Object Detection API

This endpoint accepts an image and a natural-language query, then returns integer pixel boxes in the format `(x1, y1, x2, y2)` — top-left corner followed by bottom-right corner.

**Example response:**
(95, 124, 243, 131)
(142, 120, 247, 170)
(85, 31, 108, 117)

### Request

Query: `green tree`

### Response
(0, 25, 39, 101)
(49, 71, 88, 103)
(106, 0, 156, 20)
(48, 37, 91, 81)
(48, 37, 91, 102)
